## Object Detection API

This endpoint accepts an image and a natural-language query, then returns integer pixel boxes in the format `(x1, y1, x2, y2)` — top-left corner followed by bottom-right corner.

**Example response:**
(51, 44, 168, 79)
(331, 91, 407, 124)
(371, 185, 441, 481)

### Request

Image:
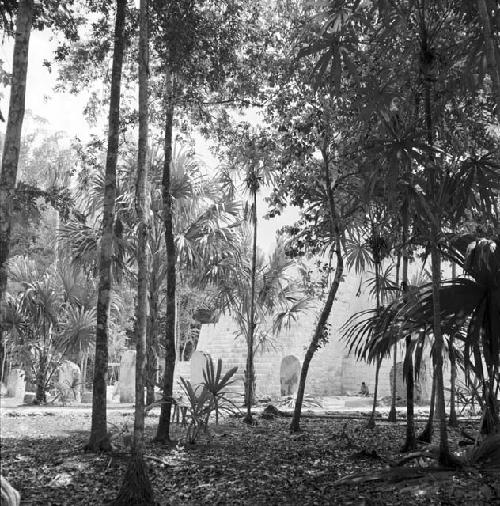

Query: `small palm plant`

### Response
(179, 357, 238, 443)
(203, 357, 238, 425)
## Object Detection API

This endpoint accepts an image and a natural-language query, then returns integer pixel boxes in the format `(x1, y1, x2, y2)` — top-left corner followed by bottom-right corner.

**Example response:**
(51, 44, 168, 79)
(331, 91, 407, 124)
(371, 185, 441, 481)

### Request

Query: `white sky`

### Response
(1, 29, 301, 254)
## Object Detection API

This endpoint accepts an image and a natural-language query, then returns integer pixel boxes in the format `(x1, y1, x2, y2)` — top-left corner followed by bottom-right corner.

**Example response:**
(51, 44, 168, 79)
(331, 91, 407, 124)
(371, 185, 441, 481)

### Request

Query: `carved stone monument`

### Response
(119, 350, 136, 403)
(6, 369, 25, 401)
(57, 361, 81, 403)
(190, 350, 209, 392)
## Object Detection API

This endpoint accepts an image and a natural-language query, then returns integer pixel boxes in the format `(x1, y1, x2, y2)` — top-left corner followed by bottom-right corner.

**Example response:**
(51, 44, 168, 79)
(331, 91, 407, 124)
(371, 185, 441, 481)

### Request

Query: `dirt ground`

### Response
(1, 402, 499, 505)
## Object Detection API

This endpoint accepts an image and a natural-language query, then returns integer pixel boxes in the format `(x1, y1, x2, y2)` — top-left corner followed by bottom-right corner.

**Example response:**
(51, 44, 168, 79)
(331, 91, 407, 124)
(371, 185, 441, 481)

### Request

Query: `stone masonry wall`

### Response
(196, 269, 398, 399)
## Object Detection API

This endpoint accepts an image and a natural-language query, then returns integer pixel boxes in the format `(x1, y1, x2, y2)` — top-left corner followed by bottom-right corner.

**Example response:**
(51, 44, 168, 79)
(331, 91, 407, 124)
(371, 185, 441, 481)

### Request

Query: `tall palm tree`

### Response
(211, 232, 310, 408)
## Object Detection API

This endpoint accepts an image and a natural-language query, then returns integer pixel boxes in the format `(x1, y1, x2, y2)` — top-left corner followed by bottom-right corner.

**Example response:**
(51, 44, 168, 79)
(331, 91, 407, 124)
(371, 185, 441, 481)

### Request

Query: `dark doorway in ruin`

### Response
(280, 355, 301, 396)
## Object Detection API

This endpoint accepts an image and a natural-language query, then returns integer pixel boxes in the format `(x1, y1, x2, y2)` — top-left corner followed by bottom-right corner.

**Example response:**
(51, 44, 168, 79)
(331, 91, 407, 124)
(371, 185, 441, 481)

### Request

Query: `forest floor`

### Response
(1, 404, 499, 505)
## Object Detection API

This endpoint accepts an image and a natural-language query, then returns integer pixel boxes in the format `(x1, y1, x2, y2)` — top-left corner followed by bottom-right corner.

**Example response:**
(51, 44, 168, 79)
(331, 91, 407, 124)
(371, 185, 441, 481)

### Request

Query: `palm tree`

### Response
(59, 305, 96, 398)
(211, 231, 310, 411)
(403, 238, 500, 434)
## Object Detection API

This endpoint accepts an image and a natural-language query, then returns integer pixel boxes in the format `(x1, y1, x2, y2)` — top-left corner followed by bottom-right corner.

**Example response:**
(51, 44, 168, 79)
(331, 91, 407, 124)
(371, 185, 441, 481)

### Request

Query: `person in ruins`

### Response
(359, 381, 370, 396)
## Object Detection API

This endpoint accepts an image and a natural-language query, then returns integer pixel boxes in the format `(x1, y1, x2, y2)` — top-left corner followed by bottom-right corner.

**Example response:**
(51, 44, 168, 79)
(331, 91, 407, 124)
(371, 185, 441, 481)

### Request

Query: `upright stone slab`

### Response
(280, 355, 301, 396)
(57, 361, 82, 403)
(190, 350, 209, 393)
(6, 369, 25, 401)
(119, 350, 136, 403)
(390, 361, 431, 403)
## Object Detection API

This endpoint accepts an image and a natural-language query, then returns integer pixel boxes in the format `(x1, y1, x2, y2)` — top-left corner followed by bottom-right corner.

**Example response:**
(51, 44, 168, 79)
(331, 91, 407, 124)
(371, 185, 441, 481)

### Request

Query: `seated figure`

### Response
(359, 381, 370, 396)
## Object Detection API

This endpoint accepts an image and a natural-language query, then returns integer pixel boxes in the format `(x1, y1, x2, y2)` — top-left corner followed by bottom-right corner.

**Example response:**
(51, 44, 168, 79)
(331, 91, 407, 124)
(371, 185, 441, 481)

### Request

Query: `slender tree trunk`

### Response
(156, 66, 176, 443)
(0, 0, 33, 360)
(477, 0, 500, 122)
(419, 4, 453, 464)
(115, 2, 153, 501)
(430, 243, 453, 464)
(418, 365, 436, 442)
(447, 262, 458, 427)
(80, 353, 88, 399)
(290, 147, 343, 433)
(35, 352, 47, 404)
(243, 186, 258, 423)
(145, 296, 157, 406)
(367, 357, 382, 429)
(0, 340, 6, 383)
(388, 254, 401, 422)
(401, 199, 416, 452)
(87, 0, 126, 453)
(368, 258, 382, 429)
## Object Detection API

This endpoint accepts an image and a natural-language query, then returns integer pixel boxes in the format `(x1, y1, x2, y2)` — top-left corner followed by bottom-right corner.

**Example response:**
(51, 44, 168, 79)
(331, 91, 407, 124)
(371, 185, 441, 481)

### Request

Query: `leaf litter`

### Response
(1, 408, 499, 505)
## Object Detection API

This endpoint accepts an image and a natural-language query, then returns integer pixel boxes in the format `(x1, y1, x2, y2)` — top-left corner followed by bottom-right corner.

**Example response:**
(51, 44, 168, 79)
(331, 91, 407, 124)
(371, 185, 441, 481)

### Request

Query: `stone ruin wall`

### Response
(193, 269, 409, 400)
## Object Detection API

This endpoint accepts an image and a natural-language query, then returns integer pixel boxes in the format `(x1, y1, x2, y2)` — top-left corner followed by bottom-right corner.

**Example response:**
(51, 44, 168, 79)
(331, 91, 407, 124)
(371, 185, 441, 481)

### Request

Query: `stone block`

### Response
(119, 350, 136, 403)
(57, 361, 81, 403)
(6, 369, 25, 400)
(190, 350, 209, 391)
(23, 392, 35, 404)
(81, 391, 93, 403)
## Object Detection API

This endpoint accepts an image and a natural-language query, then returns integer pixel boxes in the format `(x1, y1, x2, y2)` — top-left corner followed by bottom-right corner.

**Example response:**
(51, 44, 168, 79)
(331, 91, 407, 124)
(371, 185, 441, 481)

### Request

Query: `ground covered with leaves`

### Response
(1, 407, 499, 505)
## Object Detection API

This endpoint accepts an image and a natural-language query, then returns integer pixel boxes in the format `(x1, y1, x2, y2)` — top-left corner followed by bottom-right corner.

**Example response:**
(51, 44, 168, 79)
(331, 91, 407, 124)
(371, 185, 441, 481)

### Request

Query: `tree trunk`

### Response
(430, 237, 453, 464)
(0, 0, 33, 360)
(87, 0, 126, 453)
(35, 352, 47, 404)
(448, 262, 458, 428)
(401, 199, 416, 452)
(367, 357, 382, 429)
(368, 258, 382, 429)
(448, 335, 458, 427)
(80, 353, 88, 399)
(145, 314, 156, 406)
(243, 186, 258, 423)
(420, 6, 453, 465)
(418, 365, 436, 443)
(156, 66, 176, 443)
(477, 0, 500, 122)
(115, 2, 153, 501)
(388, 254, 401, 422)
(290, 147, 343, 433)
(0, 340, 6, 383)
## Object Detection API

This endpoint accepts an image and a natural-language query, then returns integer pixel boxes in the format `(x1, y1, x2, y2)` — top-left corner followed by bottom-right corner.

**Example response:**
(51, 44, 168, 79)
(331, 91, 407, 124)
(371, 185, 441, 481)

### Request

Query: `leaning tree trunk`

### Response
(115, 1, 153, 501)
(87, 0, 126, 453)
(477, 0, 500, 123)
(0, 0, 33, 360)
(156, 66, 176, 443)
(290, 147, 343, 433)
(418, 365, 436, 443)
(243, 186, 258, 424)
(401, 198, 416, 452)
